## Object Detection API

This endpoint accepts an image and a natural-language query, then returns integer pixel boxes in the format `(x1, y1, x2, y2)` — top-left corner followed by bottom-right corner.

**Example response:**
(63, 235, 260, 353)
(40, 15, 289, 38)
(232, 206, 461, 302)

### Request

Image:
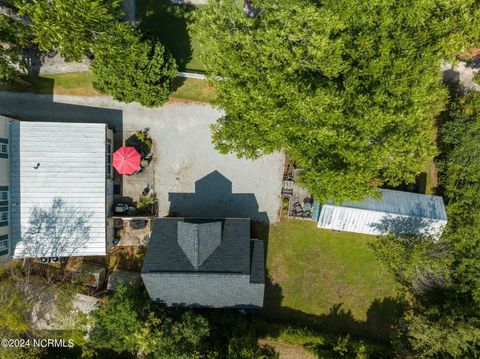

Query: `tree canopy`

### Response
(0, 1, 177, 105)
(193, 0, 480, 203)
(15, 0, 123, 61)
(0, 262, 87, 359)
(91, 23, 177, 107)
(371, 90, 480, 358)
(0, 6, 29, 83)
(89, 284, 210, 358)
(89, 284, 277, 358)
(0, 0, 123, 83)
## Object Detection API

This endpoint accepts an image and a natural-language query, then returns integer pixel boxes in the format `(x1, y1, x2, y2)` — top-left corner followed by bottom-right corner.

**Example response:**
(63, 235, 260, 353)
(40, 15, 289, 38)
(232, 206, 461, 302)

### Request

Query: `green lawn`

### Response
(138, 0, 205, 72)
(265, 219, 399, 340)
(172, 76, 216, 103)
(0, 72, 100, 96)
(0, 72, 216, 103)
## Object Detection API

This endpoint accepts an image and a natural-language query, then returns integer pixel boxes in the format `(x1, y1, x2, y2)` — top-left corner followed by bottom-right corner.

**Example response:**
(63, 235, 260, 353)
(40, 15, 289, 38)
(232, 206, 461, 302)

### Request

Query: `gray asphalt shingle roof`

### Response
(250, 240, 265, 284)
(177, 221, 223, 269)
(141, 217, 265, 308)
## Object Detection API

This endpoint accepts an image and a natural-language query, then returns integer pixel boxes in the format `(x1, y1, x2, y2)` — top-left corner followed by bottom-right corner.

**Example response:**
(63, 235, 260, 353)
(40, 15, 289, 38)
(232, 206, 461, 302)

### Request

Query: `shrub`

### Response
(135, 194, 157, 215)
(136, 131, 153, 149)
(473, 71, 480, 86)
(92, 24, 177, 107)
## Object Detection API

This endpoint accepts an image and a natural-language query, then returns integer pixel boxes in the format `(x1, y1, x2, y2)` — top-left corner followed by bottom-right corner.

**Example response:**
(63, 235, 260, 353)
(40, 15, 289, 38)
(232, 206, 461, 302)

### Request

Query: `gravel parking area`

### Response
(122, 103, 284, 223)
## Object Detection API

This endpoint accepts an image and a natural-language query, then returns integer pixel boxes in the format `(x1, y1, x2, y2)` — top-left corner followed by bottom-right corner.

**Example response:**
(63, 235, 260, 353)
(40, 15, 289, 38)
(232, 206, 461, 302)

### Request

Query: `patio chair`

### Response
(293, 201, 303, 211)
(303, 202, 312, 212)
(290, 203, 304, 217)
(144, 152, 153, 161)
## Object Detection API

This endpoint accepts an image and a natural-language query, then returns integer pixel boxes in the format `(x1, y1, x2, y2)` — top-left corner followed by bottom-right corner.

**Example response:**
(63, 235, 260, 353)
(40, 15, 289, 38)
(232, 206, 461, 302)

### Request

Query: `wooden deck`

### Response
(282, 181, 314, 220)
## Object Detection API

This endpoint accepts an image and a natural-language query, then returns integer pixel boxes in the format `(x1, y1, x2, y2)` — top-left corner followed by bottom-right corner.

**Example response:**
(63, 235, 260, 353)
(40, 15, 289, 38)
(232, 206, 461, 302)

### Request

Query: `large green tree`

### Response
(90, 284, 210, 358)
(371, 90, 480, 358)
(15, 0, 122, 61)
(193, 0, 480, 203)
(1, 1, 176, 106)
(89, 284, 279, 358)
(0, 262, 86, 359)
(0, 0, 122, 81)
(92, 23, 177, 107)
(0, 3, 29, 83)
(90, 284, 152, 354)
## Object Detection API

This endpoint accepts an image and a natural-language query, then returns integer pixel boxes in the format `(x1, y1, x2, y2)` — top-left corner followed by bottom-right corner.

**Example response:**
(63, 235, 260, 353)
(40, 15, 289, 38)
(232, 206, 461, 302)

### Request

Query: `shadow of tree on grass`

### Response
(262, 274, 404, 343)
(138, 0, 197, 71)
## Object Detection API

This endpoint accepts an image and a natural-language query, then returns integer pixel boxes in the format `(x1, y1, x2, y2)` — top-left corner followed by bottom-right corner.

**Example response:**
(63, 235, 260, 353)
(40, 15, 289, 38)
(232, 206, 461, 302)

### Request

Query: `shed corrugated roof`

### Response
(340, 189, 447, 220)
(12, 121, 107, 258)
(318, 189, 447, 238)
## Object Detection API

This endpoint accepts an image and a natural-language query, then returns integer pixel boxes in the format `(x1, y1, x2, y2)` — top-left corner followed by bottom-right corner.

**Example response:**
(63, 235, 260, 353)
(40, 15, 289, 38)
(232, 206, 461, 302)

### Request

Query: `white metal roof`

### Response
(13, 122, 107, 258)
(317, 189, 447, 238)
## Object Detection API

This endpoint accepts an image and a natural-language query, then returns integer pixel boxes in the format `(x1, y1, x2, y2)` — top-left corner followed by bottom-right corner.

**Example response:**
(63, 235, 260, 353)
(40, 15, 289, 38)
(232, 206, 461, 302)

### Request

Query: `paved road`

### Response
(0, 92, 284, 223)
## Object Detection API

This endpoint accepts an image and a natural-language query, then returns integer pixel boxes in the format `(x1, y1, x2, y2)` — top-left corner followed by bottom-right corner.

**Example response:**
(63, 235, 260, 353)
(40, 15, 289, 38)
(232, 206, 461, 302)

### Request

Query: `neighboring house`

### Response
(0, 115, 114, 261)
(141, 217, 265, 308)
(317, 189, 447, 239)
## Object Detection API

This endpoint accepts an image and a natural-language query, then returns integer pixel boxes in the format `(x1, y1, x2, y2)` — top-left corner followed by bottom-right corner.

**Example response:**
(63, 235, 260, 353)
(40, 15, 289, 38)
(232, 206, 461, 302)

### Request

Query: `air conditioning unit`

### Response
(115, 203, 129, 213)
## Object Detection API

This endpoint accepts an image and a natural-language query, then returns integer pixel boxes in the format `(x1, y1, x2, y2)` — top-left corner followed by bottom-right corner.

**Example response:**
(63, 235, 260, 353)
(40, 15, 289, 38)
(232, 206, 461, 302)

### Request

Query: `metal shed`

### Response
(317, 189, 447, 239)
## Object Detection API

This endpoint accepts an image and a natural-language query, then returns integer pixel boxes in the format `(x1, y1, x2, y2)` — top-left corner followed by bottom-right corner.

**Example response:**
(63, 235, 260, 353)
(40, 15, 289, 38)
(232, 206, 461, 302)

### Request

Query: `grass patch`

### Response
(424, 159, 439, 195)
(43, 72, 100, 96)
(172, 77, 216, 103)
(0, 72, 215, 103)
(265, 219, 400, 340)
(0, 72, 100, 96)
(138, 0, 205, 72)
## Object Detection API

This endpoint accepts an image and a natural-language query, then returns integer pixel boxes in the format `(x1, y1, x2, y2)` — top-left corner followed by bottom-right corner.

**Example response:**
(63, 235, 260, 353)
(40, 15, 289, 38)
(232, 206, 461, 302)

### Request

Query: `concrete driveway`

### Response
(0, 92, 284, 223)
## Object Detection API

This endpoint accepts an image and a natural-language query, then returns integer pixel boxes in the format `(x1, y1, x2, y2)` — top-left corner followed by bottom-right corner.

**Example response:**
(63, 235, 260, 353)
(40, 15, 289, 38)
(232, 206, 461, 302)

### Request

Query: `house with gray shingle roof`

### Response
(141, 217, 265, 308)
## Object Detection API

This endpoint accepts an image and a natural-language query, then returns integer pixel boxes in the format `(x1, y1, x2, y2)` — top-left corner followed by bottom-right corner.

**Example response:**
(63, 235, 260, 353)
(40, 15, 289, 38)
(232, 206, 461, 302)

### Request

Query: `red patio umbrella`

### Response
(112, 146, 141, 175)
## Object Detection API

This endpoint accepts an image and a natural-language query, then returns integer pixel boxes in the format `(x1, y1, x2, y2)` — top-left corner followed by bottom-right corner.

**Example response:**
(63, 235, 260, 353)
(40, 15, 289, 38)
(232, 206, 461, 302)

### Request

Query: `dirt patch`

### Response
(258, 340, 316, 359)
(174, 161, 192, 182)
(116, 218, 152, 246)
(108, 246, 146, 272)
(428, 160, 439, 193)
